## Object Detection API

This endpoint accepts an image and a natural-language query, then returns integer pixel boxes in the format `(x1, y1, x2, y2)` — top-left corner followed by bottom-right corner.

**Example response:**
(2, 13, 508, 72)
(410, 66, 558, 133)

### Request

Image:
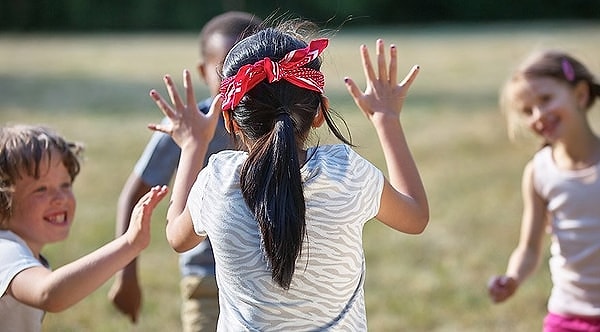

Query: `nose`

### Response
(528, 105, 551, 126)
(531, 105, 545, 120)
(50, 187, 69, 204)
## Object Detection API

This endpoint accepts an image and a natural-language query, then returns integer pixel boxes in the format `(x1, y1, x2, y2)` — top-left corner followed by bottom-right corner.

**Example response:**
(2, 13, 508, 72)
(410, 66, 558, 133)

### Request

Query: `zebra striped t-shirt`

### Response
(187, 144, 384, 331)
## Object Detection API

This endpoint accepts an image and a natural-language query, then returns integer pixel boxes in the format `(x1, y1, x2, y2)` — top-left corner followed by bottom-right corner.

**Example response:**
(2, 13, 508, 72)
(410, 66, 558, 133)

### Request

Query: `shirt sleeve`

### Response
(0, 234, 43, 295)
(347, 146, 384, 224)
(187, 158, 215, 237)
(133, 117, 180, 186)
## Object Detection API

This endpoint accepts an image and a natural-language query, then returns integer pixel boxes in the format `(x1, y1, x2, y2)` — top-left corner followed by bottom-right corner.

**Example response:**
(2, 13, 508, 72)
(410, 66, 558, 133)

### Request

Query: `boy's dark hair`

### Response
(0, 125, 83, 228)
(199, 11, 263, 58)
(222, 25, 351, 289)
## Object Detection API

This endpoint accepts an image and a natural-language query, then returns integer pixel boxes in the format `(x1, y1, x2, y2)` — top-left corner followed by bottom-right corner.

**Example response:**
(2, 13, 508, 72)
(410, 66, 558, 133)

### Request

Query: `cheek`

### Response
(206, 72, 222, 93)
(524, 116, 543, 134)
(67, 192, 76, 210)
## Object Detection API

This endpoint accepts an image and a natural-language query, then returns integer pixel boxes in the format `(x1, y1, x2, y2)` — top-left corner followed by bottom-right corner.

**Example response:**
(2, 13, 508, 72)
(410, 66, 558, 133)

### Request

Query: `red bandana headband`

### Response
(219, 38, 329, 111)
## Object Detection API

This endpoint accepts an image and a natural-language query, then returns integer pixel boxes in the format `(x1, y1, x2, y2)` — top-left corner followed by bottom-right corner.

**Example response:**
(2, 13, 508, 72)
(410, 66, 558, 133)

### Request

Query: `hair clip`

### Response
(561, 59, 575, 82)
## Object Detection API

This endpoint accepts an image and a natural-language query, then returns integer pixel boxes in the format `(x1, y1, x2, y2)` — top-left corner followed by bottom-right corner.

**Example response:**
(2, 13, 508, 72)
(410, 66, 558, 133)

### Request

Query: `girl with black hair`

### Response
(149, 23, 428, 330)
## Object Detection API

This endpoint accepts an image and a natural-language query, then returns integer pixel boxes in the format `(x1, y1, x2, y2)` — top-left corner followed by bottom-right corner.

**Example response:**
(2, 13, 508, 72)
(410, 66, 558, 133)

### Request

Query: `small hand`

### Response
(344, 39, 419, 122)
(148, 69, 221, 149)
(487, 275, 518, 303)
(126, 185, 168, 250)
(108, 272, 142, 323)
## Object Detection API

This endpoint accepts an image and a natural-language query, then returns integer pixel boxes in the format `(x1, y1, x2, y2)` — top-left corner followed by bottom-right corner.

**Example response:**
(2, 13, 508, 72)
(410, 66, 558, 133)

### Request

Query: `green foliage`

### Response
(1, 0, 599, 31)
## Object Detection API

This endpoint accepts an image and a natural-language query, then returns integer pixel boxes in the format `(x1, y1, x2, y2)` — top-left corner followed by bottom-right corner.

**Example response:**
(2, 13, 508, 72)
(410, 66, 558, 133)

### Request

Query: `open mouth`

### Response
(536, 116, 559, 139)
(45, 211, 68, 225)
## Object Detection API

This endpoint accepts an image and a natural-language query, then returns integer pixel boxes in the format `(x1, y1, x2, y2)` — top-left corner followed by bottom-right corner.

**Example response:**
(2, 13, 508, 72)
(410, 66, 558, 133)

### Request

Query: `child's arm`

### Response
(108, 173, 154, 323)
(148, 70, 221, 252)
(344, 39, 429, 234)
(488, 161, 547, 303)
(7, 186, 167, 312)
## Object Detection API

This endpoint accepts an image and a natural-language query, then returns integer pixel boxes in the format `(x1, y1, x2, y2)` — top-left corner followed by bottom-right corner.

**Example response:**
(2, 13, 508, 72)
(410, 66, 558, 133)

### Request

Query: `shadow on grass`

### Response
(0, 74, 210, 115)
(1, 74, 500, 118)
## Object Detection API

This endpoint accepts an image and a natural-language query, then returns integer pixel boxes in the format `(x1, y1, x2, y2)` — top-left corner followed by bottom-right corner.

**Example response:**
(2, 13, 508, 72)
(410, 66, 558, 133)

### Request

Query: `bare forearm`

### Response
(376, 119, 424, 195)
(165, 143, 209, 251)
(506, 246, 540, 284)
(375, 117, 428, 224)
(40, 237, 142, 312)
(167, 143, 207, 223)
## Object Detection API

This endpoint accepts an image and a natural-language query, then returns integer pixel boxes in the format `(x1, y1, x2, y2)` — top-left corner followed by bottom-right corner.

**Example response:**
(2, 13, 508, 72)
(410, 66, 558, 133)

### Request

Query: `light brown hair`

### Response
(0, 124, 83, 228)
(500, 50, 600, 140)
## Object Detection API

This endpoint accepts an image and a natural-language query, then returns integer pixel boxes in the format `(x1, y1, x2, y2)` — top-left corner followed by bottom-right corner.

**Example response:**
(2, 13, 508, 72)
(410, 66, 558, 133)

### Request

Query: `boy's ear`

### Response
(312, 96, 328, 128)
(197, 60, 207, 84)
(574, 81, 590, 110)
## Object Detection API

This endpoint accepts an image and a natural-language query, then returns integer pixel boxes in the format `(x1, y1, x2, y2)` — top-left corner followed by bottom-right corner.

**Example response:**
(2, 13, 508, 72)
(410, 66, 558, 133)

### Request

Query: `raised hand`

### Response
(344, 39, 419, 123)
(125, 185, 169, 250)
(148, 69, 221, 148)
(341, 39, 428, 235)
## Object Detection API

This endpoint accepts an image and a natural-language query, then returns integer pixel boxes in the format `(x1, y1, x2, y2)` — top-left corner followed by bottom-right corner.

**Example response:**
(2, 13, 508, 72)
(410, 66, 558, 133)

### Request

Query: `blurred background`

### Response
(1, 1, 600, 332)
(2, 0, 599, 31)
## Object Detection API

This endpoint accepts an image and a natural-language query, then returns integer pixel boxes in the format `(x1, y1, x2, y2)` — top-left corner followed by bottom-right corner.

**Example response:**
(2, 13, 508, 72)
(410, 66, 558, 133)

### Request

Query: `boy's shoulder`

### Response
(0, 231, 45, 278)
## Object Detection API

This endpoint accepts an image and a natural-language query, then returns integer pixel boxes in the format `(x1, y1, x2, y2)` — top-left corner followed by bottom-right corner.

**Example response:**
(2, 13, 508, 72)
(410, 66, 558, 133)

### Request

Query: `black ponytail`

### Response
(240, 110, 304, 289)
(222, 27, 352, 289)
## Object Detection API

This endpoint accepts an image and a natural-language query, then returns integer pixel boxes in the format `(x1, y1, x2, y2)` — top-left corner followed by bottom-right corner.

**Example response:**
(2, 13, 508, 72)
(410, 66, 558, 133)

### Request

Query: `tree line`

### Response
(2, 0, 599, 31)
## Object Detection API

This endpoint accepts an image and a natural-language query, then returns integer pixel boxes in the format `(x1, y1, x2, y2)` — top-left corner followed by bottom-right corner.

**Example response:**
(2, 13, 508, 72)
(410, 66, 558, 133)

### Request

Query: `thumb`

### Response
(399, 65, 420, 89)
(208, 96, 223, 124)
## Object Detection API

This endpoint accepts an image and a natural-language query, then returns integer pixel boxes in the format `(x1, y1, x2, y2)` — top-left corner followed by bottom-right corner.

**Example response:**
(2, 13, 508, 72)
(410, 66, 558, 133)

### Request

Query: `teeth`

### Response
(47, 212, 67, 224)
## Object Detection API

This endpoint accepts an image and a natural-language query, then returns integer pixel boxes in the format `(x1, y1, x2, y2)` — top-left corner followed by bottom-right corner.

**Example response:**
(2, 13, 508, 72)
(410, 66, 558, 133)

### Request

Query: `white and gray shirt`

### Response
(188, 144, 384, 331)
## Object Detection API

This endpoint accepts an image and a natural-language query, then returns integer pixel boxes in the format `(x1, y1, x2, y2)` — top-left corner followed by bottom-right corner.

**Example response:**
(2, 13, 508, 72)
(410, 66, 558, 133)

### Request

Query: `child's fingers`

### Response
(149, 90, 177, 119)
(148, 90, 176, 135)
(183, 69, 197, 110)
(164, 74, 184, 108)
(139, 186, 168, 208)
(147, 185, 168, 208)
(399, 65, 421, 91)
(208, 96, 223, 123)
(134, 186, 168, 227)
(360, 44, 376, 84)
(147, 123, 173, 135)
(388, 44, 398, 85)
(343, 77, 363, 104)
(376, 39, 387, 82)
(344, 77, 371, 117)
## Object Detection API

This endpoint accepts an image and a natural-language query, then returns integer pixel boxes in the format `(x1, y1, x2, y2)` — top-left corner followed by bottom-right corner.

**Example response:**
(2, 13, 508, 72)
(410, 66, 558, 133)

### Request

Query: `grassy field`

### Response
(1, 22, 600, 331)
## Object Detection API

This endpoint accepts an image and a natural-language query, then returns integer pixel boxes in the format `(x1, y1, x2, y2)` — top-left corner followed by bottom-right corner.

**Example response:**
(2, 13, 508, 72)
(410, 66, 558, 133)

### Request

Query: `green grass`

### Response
(1, 22, 600, 331)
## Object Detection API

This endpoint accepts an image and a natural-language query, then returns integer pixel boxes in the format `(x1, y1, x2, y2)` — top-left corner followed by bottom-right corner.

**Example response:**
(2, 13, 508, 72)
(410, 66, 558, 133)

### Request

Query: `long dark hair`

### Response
(221, 25, 350, 289)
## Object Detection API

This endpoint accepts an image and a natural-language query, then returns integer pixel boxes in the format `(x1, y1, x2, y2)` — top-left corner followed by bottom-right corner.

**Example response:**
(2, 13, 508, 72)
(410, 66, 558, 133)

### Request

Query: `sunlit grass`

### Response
(1, 21, 599, 331)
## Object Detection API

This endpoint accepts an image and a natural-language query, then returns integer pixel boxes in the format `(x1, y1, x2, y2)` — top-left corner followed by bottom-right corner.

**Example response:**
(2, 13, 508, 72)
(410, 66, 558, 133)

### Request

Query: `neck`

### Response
(552, 134, 600, 170)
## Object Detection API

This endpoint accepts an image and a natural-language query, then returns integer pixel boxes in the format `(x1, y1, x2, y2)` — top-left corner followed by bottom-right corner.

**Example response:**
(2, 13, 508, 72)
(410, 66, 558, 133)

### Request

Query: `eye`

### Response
(61, 181, 73, 190)
(34, 185, 48, 193)
(539, 94, 552, 105)
(520, 106, 533, 117)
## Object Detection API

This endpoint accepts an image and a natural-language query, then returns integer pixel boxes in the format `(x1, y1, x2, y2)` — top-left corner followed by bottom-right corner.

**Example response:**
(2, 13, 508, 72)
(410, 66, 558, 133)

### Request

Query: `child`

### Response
(488, 50, 600, 331)
(0, 124, 167, 331)
(108, 11, 262, 329)
(149, 23, 429, 330)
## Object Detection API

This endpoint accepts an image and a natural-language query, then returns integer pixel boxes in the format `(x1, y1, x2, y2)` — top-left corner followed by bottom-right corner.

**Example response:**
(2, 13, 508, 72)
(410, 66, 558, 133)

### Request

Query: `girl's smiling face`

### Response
(513, 76, 581, 143)
(9, 151, 76, 256)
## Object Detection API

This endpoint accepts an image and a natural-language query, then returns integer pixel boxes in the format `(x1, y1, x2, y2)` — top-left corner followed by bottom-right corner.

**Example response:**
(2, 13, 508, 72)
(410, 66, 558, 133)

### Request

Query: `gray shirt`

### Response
(134, 98, 233, 277)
